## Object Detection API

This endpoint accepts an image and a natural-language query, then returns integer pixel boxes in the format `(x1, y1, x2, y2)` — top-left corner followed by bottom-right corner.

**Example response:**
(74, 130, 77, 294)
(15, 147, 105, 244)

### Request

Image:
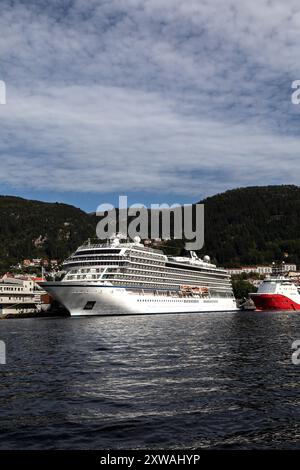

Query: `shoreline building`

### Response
(227, 264, 297, 276)
(0, 274, 51, 316)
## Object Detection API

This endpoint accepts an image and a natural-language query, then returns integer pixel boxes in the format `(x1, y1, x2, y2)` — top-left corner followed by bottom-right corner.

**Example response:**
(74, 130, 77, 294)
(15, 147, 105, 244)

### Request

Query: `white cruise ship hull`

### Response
(41, 282, 238, 316)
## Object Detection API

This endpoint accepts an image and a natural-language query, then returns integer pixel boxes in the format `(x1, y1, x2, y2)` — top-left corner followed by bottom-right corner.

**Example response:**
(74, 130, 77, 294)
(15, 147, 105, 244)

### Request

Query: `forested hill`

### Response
(0, 195, 96, 271)
(200, 185, 300, 267)
(0, 185, 300, 272)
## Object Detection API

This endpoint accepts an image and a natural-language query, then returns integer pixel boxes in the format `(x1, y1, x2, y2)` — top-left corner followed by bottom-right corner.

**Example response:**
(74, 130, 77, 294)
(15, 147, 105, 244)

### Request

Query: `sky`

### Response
(0, 0, 300, 212)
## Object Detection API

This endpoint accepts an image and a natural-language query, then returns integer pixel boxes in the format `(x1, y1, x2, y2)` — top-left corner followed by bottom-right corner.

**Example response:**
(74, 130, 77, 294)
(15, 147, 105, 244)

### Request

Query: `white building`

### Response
(0, 275, 51, 315)
(227, 264, 297, 276)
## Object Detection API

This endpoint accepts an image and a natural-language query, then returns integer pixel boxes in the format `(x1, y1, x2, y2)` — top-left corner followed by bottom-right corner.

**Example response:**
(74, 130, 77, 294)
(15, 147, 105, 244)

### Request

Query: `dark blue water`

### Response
(0, 311, 300, 449)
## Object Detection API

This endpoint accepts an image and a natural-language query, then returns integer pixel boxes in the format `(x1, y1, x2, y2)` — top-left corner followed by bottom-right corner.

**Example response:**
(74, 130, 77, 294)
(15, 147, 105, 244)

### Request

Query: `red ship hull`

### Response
(250, 293, 300, 311)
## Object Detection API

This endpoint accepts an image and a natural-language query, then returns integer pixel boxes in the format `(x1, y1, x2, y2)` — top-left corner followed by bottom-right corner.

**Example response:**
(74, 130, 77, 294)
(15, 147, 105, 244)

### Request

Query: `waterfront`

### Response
(0, 311, 300, 449)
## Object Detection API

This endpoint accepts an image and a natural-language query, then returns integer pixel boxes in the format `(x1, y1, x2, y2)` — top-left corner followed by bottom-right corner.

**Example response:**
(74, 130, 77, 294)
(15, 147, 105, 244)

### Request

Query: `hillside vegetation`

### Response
(0, 196, 95, 272)
(0, 185, 299, 272)
(201, 185, 300, 266)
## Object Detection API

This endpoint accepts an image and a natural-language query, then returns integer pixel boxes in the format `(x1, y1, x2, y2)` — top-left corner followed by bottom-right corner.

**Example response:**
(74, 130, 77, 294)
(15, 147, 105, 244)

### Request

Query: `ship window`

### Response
(83, 301, 96, 310)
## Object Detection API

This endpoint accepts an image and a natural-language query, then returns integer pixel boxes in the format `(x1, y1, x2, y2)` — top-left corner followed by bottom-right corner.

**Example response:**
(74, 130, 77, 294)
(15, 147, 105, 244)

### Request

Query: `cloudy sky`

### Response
(0, 0, 299, 211)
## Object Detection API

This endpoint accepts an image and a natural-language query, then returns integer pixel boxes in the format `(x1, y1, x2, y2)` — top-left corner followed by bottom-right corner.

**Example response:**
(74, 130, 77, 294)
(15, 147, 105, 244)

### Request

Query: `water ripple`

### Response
(0, 311, 299, 449)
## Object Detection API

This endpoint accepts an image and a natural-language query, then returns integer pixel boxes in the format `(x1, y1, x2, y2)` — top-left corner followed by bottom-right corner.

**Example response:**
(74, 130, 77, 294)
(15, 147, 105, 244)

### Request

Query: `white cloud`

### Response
(0, 0, 299, 201)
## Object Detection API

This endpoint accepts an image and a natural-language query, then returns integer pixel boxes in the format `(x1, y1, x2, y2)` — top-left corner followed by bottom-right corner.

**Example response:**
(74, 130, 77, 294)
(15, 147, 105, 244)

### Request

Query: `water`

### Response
(0, 311, 300, 449)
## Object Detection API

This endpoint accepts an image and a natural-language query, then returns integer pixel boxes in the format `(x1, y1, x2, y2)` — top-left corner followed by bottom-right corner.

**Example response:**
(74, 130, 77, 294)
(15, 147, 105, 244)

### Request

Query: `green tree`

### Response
(232, 279, 257, 300)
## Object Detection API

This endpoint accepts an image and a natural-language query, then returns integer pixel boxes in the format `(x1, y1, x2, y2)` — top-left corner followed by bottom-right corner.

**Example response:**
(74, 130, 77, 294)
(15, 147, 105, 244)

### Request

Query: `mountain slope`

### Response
(0, 195, 96, 271)
(200, 185, 300, 266)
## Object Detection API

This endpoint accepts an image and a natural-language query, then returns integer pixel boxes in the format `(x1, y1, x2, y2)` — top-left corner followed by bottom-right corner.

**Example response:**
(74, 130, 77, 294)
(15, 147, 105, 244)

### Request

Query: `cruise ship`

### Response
(40, 235, 238, 316)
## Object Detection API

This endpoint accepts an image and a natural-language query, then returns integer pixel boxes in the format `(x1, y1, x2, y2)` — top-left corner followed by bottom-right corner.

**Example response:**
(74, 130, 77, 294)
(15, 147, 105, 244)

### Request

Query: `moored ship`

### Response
(250, 277, 300, 311)
(40, 235, 238, 316)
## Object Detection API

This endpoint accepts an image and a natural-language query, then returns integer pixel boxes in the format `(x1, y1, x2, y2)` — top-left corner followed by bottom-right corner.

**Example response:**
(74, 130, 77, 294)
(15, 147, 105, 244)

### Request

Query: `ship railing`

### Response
(77, 239, 164, 254)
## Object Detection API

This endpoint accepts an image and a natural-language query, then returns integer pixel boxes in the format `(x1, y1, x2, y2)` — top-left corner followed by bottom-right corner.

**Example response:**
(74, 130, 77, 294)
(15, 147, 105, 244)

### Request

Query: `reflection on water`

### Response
(0, 311, 299, 449)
